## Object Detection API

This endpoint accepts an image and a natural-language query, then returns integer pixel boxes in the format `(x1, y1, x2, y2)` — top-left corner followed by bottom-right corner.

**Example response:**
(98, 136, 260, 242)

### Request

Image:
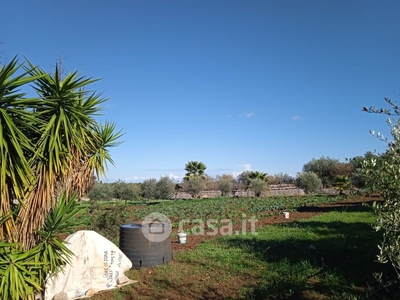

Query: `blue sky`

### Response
(2, 0, 400, 182)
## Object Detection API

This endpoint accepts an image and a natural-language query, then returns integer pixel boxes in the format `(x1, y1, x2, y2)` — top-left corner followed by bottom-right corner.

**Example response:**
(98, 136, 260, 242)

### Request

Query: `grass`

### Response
(223, 209, 385, 299)
(169, 208, 387, 299)
(88, 201, 399, 300)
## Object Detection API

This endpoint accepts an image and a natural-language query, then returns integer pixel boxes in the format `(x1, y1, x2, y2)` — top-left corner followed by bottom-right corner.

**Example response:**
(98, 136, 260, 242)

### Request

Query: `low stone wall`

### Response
(173, 185, 305, 199)
(266, 188, 305, 196)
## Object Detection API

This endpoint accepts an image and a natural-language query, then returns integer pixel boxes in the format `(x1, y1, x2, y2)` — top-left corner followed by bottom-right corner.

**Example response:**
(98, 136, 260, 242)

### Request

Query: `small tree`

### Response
(303, 156, 341, 187)
(141, 178, 157, 200)
(361, 98, 400, 290)
(350, 151, 380, 189)
(333, 175, 351, 195)
(236, 170, 268, 190)
(216, 174, 234, 196)
(296, 171, 322, 194)
(204, 174, 218, 191)
(112, 180, 140, 200)
(87, 183, 114, 201)
(155, 176, 175, 199)
(249, 178, 268, 197)
(268, 173, 296, 185)
(236, 171, 252, 190)
(183, 176, 206, 198)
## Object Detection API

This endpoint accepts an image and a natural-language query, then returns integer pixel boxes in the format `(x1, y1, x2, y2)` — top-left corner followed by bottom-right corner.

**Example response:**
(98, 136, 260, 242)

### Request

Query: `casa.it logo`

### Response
(141, 212, 172, 243)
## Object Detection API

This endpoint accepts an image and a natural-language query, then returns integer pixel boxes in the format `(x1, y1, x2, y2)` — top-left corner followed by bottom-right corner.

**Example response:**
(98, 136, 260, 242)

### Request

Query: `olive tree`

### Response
(350, 151, 380, 189)
(296, 171, 322, 194)
(141, 178, 157, 200)
(361, 98, 400, 287)
(155, 176, 175, 199)
(268, 173, 296, 185)
(183, 176, 206, 198)
(112, 180, 141, 200)
(87, 183, 114, 201)
(249, 178, 268, 197)
(303, 156, 341, 187)
(216, 174, 234, 196)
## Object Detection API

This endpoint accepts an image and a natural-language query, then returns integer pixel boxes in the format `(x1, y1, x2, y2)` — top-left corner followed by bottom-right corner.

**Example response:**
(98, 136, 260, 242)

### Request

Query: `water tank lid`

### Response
(120, 223, 141, 229)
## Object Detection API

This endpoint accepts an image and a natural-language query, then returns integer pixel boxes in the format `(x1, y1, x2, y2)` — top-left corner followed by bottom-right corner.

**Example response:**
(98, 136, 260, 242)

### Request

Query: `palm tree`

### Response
(334, 175, 351, 196)
(184, 161, 207, 181)
(248, 171, 268, 183)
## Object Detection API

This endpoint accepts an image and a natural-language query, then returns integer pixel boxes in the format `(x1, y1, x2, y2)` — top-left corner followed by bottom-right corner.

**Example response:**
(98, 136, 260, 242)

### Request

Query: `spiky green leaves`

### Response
(184, 161, 207, 181)
(0, 242, 43, 300)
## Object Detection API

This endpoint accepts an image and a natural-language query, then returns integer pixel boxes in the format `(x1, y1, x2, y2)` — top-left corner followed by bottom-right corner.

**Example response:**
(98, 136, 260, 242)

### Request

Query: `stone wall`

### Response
(173, 184, 305, 199)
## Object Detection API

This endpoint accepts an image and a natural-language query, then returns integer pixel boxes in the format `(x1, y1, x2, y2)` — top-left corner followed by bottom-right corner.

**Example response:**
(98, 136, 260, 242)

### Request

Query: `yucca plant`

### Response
(35, 194, 80, 279)
(0, 55, 122, 298)
(0, 242, 43, 300)
(0, 57, 43, 242)
(15, 60, 122, 249)
(0, 194, 81, 299)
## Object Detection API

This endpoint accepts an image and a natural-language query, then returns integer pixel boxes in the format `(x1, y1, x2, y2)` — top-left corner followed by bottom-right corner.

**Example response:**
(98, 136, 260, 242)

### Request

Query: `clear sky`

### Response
(2, 0, 400, 182)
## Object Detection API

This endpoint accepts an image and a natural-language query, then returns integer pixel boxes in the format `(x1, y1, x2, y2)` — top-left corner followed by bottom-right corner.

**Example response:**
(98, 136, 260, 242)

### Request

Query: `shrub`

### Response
(155, 176, 175, 199)
(236, 171, 252, 190)
(183, 176, 206, 198)
(303, 156, 341, 187)
(87, 183, 114, 201)
(333, 175, 351, 195)
(112, 180, 141, 200)
(349, 151, 380, 189)
(89, 202, 128, 244)
(296, 171, 322, 194)
(141, 178, 157, 200)
(268, 173, 296, 185)
(217, 174, 234, 196)
(236, 171, 268, 190)
(249, 178, 268, 197)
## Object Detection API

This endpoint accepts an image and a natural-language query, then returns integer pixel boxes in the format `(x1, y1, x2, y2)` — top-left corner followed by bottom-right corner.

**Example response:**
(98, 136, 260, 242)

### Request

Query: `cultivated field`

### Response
(66, 195, 397, 299)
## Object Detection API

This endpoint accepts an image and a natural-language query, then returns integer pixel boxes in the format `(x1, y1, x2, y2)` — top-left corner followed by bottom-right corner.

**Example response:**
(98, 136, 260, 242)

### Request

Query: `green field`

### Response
(70, 196, 397, 299)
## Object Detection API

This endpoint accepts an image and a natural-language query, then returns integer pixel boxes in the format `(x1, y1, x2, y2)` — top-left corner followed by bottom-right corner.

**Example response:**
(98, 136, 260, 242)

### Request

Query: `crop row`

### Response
(124, 195, 343, 223)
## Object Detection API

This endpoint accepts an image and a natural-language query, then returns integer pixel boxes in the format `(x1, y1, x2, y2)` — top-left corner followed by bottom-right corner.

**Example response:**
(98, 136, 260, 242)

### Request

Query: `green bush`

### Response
(183, 176, 206, 198)
(217, 174, 234, 196)
(87, 183, 114, 201)
(361, 98, 400, 292)
(141, 178, 157, 200)
(155, 176, 175, 199)
(303, 156, 341, 187)
(112, 180, 141, 200)
(296, 171, 322, 194)
(89, 203, 128, 244)
(249, 178, 268, 197)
